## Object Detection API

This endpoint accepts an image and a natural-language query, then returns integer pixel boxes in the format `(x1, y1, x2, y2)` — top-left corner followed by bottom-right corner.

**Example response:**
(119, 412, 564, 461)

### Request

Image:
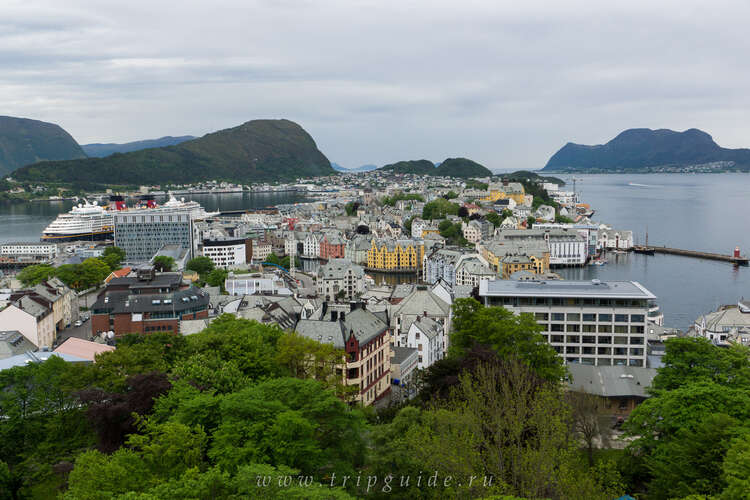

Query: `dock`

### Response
(635, 246, 749, 265)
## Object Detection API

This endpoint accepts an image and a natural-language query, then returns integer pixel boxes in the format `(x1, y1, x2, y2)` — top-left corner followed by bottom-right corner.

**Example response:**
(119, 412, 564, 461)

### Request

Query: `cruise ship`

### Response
(41, 201, 114, 242)
(41, 194, 217, 242)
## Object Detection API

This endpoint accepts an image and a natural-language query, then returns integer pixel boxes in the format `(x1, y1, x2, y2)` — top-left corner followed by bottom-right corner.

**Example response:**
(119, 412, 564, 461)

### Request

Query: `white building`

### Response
(598, 229, 634, 250)
(479, 279, 655, 367)
(405, 316, 445, 370)
(224, 273, 292, 296)
(461, 220, 483, 244)
(253, 240, 273, 263)
(693, 300, 750, 346)
(0, 242, 57, 260)
(303, 233, 320, 258)
(548, 234, 588, 266)
(0, 297, 56, 349)
(317, 259, 366, 301)
(201, 238, 249, 269)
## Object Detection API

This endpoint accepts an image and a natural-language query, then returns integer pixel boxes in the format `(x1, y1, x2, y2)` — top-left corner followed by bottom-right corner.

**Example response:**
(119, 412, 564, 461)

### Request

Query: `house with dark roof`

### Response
(296, 306, 391, 406)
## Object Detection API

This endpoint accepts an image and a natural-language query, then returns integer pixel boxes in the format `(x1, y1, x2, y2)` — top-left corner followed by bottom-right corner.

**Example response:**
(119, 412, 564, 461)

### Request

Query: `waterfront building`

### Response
(598, 228, 634, 251)
(499, 228, 587, 266)
(481, 181, 526, 204)
(478, 240, 549, 275)
(478, 279, 655, 367)
(114, 211, 193, 263)
(317, 259, 365, 301)
(303, 233, 321, 258)
(319, 232, 347, 260)
(692, 299, 750, 346)
(91, 267, 209, 336)
(0, 242, 57, 262)
(454, 256, 495, 287)
(367, 238, 425, 272)
(423, 247, 463, 286)
(295, 307, 391, 406)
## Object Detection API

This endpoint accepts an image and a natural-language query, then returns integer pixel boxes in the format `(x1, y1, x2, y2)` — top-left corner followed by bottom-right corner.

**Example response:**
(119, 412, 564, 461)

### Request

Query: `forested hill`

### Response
(543, 128, 750, 171)
(379, 157, 492, 178)
(82, 136, 195, 157)
(0, 116, 86, 176)
(12, 119, 334, 185)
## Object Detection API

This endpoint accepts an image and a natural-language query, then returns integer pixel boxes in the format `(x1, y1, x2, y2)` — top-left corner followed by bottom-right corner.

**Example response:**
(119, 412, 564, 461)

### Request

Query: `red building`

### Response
(319, 234, 346, 260)
(91, 267, 209, 336)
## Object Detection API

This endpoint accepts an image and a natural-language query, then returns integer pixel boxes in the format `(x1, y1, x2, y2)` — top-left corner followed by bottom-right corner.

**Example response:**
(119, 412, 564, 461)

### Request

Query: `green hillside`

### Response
(0, 116, 86, 176)
(379, 159, 436, 175)
(12, 119, 334, 185)
(379, 157, 492, 178)
(434, 157, 492, 178)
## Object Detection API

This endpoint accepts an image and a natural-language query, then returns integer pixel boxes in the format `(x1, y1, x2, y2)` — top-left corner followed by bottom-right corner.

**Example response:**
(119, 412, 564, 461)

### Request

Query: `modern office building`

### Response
(114, 211, 193, 263)
(201, 238, 252, 268)
(478, 279, 656, 367)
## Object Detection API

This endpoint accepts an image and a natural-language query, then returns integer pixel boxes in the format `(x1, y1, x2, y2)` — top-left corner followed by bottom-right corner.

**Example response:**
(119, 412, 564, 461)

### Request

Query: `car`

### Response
(74, 320, 83, 327)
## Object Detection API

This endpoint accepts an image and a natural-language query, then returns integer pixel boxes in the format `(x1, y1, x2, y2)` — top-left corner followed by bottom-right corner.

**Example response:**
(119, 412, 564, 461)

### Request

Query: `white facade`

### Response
(548, 237, 588, 265)
(405, 317, 445, 370)
(202, 240, 247, 268)
(479, 279, 654, 367)
(303, 234, 320, 258)
(253, 242, 273, 262)
(598, 229, 634, 250)
(0, 303, 56, 349)
(1, 242, 57, 258)
(461, 221, 482, 243)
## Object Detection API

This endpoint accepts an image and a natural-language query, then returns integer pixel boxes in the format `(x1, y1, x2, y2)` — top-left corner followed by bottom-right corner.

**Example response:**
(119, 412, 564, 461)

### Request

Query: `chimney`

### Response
(423, 310, 427, 317)
(340, 311, 346, 321)
(331, 310, 338, 321)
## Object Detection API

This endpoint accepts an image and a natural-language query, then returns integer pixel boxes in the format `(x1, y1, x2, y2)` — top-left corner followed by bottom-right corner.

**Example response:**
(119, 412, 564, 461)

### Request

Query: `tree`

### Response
(186, 256, 214, 276)
(101, 246, 126, 271)
(16, 264, 55, 286)
(448, 298, 566, 382)
(344, 201, 359, 216)
(152, 256, 175, 272)
(526, 215, 536, 228)
(443, 190, 458, 199)
(567, 391, 604, 466)
(485, 212, 502, 227)
(502, 208, 513, 219)
(555, 214, 574, 223)
(457, 205, 469, 218)
(205, 268, 228, 290)
(77, 258, 111, 290)
(722, 433, 750, 500)
(422, 198, 460, 220)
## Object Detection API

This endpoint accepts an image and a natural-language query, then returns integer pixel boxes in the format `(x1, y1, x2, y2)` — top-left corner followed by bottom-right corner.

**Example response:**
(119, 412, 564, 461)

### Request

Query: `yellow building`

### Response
(367, 239, 425, 271)
(480, 241, 549, 276)
(480, 181, 527, 205)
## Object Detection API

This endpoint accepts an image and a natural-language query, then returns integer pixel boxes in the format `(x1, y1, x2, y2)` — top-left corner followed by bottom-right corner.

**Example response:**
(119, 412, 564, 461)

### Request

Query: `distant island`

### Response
(12, 119, 335, 185)
(379, 157, 493, 178)
(82, 136, 195, 158)
(332, 163, 379, 173)
(543, 128, 750, 173)
(0, 116, 86, 176)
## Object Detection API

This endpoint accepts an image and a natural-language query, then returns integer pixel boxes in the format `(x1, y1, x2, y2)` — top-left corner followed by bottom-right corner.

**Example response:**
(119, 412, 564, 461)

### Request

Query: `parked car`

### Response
(74, 320, 83, 327)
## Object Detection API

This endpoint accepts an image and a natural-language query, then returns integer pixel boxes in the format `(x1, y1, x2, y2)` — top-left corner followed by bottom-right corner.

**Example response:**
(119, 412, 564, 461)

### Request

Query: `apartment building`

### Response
(479, 279, 655, 367)
(201, 238, 252, 268)
(317, 259, 365, 301)
(367, 238, 425, 271)
(115, 211, 193, 262)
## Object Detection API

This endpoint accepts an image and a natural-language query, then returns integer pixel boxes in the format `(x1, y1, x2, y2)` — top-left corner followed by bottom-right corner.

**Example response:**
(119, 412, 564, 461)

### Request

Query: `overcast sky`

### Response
(3, 0, 750, 170)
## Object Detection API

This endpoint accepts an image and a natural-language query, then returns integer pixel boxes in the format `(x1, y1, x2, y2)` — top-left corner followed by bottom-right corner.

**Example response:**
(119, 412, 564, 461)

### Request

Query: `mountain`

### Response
(434, 157, 492, 178)
(543, 128, 750, 171)
(349, 164, 378, 172)
(0, 116, 86, 176)
(331, 162, 349, 172)
(82, 136, 195, 157)
(379, 157, 492, 178)
(12, 119, 334, 185)
(379, 159, 436, 175)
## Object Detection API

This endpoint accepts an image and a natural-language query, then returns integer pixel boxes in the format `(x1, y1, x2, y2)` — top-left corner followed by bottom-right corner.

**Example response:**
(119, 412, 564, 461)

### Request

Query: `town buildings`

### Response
(367, 239, 425, 272)
(317, 259, 366, 301)
(201, 238, 252, 268)
(114, 211, 193, 262)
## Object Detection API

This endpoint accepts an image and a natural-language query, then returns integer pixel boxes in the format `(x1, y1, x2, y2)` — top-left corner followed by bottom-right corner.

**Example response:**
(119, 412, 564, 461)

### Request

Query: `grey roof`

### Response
(409, 316, 442, 339)
(567, 364, 657, 398)
(0, 331, 36, 359)
(319, 259, 364, 280)
(479, 279, 656, 299)
(93, 287, 209, 314)
(391, 346, 418, 365)
(391, 284, 416, 300)
(296, 307, 388, 348)
(0, 351, 90, 371)
(108, 273, 183, 290)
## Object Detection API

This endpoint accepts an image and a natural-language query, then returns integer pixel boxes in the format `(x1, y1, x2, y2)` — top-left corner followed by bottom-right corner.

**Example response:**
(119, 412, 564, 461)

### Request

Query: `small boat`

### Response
(589, 259, 607, 266)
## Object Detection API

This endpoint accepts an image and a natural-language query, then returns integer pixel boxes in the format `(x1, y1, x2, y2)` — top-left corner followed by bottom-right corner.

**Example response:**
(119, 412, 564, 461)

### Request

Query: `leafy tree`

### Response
(54, 264, 80, 288)
(555, 214, 574, 223)
(526, 215, 536, 228)
(568, 391, 604, 466)
(77, 258, 111, 289)
(501, 208, 513, 219)
(382, 192, 424, 206)
(448, 298, 566, 382)
(457, 205, 469, 218)
(485, 212, 502, 227)
(101, 246, 126, 270)
(443, 190, 458, 199)
(344, 201, 359, 216)
(205, 268, 228, 290)
(422, 197, 460, 220)
(722, 433, 750, 499)
(16, 264, 55, 286)
(152, 256, 175, 272)
(186, 256, 215, 276)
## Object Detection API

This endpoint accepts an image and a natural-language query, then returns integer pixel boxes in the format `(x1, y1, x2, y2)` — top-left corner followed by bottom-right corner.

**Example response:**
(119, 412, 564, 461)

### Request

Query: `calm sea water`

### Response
(1, 176, 748, 328)
(0, 191, 307, 245)
(555, 174, 750, 329)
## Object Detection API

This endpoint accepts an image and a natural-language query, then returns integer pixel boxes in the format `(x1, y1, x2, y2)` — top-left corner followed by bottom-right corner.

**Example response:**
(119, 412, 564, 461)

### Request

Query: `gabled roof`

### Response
(54, 337, 115, 362)
(567, 364, 657, 398)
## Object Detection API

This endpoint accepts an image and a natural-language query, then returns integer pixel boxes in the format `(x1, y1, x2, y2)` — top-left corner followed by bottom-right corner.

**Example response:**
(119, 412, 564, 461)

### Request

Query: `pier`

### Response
(635, 246, 749, 265)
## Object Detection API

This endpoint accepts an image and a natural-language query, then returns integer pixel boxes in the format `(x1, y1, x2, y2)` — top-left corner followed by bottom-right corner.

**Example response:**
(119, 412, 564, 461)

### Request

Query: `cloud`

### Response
(2, 0, 750, 169)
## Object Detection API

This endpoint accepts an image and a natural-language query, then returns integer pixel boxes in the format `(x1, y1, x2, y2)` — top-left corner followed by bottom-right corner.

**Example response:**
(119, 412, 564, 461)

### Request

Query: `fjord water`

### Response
(0, 191, 307, 245)
(556, 174, 750, 328)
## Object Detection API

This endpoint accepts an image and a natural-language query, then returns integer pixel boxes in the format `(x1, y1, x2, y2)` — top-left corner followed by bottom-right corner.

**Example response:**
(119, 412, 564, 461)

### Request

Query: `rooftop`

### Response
(479, 279, 656, 299)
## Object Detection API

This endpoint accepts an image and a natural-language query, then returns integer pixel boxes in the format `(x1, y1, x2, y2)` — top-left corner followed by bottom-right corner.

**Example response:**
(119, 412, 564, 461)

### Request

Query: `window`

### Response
(551, 323, 564, 332)
(598, 314, 612, 322)
(598, 336, 612, 344)
(534, 312, 549, 321)
(552, 312, 564, 321)
(566, 336, 580, 343)
(582, 313, 596, 322)
(566, 324, 580, 332)
(582, 336, 596, 344)
(551, 335, 564, 343)
(615, 314, 628, 323)
(598, 324, 612, 333)
(566, 346, 579, 354)
(582, 324, 596, 332)
(597, 347, 611, 355)
(615, 325, 628, 334)
(566, 313, 580, 321)
(631, 325, 644, 334)
(630, 336, 644, 345)
(630, 314, 645, 323)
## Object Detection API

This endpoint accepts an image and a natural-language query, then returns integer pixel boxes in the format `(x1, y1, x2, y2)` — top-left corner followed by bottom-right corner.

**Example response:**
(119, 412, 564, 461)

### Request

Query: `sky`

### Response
(3, 0, 750, 170)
